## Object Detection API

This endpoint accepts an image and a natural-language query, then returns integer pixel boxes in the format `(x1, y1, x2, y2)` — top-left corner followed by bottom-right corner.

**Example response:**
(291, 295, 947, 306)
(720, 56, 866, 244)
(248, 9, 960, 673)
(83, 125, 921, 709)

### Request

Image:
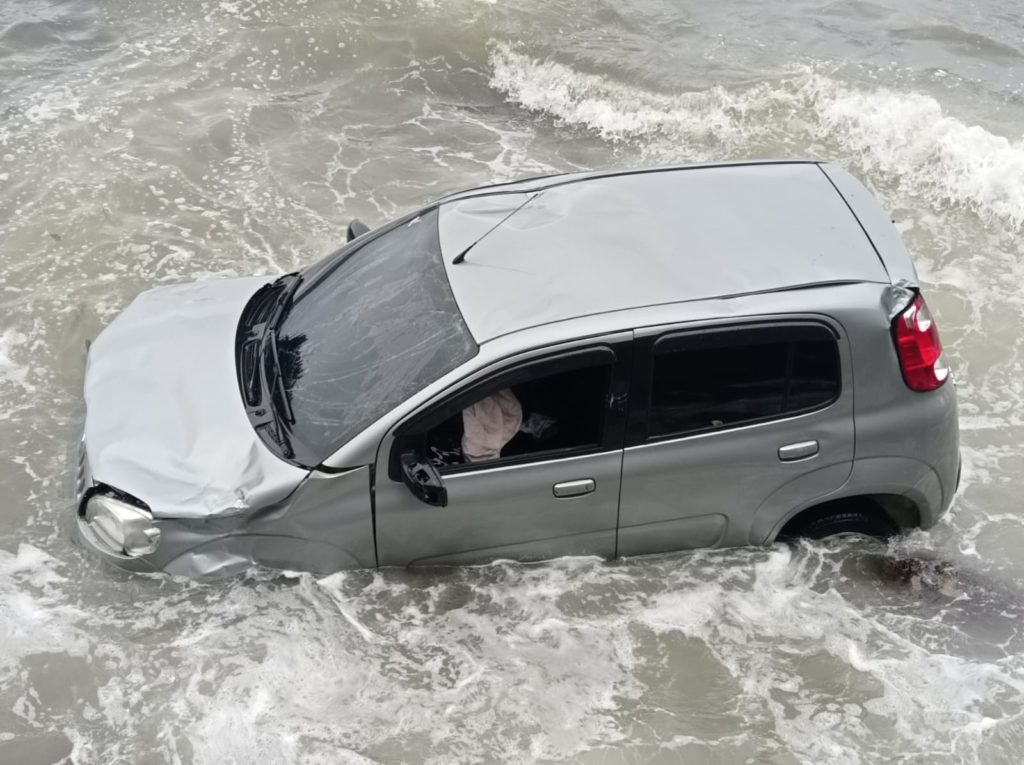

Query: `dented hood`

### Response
(83, 276, 309, 519)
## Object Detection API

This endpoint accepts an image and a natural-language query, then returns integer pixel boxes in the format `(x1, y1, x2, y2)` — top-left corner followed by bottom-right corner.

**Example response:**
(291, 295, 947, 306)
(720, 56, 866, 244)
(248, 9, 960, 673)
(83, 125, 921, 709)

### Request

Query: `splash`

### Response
(489, 43, 1024, 228)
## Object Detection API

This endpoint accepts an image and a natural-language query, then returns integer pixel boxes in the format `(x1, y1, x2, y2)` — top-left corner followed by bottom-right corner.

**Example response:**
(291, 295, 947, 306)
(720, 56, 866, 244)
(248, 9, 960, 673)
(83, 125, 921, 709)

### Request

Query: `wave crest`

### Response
(489, 43, 1024, 228)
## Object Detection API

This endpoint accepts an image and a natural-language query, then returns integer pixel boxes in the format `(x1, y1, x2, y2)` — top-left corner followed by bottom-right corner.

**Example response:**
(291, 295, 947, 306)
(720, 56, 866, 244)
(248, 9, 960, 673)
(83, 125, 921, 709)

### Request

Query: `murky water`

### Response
(2, 0, 1024, 762)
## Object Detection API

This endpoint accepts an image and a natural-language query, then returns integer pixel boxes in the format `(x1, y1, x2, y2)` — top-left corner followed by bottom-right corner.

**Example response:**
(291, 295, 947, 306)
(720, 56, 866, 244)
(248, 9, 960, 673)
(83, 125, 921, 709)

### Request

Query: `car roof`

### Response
(437, 160, 895, 343)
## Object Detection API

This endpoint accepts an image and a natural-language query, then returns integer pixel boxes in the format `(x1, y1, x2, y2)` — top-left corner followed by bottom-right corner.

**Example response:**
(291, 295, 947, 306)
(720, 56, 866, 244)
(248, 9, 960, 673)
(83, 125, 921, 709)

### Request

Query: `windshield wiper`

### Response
(263, 326, 294, 426)
(271, 271, 303, 323)
(265, 272, 302, 419)
(256, 273, 303, 457)
(247, 351, 294, 459)
(238, 275, 298, 400)
(239, 273, 302, 460)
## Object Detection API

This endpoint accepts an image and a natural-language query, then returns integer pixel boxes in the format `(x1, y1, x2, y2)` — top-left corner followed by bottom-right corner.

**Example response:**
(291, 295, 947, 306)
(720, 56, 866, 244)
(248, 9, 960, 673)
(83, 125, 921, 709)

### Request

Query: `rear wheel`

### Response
(781, 502, 899, 541)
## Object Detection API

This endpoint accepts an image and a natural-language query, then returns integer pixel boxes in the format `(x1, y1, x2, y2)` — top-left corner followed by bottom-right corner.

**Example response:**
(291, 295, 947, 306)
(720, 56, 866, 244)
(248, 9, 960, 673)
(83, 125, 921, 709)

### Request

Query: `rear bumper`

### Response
(921, 450, 961, 528)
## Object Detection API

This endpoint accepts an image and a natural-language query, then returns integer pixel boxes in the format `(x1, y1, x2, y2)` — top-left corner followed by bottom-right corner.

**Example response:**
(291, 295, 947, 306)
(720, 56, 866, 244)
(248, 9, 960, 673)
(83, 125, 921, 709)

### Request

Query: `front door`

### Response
(374, 338, 631, 566)
(617, 320, 855, 555)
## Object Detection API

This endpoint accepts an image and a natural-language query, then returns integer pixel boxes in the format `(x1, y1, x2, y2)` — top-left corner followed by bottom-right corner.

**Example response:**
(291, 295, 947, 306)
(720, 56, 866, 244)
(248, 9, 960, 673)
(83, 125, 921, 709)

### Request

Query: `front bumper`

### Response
(73, 433, 91, 507)
(73, 511, 160, 573)
(71, 436, 159, 573)
(71, 437, 255, 577)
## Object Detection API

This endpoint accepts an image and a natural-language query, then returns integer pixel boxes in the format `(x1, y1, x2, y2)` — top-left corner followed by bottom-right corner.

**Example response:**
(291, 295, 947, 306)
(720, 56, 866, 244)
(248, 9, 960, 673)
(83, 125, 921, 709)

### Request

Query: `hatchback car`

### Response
(72, 160, 960, 578)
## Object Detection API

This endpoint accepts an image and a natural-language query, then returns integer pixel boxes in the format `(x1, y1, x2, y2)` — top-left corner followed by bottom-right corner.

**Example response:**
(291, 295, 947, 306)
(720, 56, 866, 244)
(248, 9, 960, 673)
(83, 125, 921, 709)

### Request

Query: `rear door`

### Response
(617, 320, 854, 555)
(374, 336, 632, 566)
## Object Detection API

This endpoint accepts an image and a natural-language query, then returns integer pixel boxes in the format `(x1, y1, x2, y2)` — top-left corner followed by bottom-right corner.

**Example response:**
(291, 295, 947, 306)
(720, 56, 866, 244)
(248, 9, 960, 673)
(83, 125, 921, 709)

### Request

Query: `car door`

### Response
(617, 320, 855, 555)
(374, 336, 632, 566)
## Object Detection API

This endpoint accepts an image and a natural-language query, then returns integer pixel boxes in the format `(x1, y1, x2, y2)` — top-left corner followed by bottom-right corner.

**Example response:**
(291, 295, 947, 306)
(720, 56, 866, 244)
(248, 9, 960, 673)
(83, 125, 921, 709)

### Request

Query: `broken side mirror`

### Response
(400, 451, 448, 507)
(347, 220, 370, 242)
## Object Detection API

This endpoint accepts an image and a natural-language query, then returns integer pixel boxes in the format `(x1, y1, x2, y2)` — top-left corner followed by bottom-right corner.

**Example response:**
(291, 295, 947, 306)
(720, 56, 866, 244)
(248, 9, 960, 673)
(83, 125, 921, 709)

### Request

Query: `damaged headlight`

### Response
(84, 494, 161, 557)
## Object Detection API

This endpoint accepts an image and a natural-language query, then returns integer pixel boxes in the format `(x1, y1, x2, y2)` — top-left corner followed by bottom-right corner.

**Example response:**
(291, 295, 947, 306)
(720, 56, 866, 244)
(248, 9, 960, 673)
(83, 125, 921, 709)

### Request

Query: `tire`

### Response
(784, 507, 899, 541)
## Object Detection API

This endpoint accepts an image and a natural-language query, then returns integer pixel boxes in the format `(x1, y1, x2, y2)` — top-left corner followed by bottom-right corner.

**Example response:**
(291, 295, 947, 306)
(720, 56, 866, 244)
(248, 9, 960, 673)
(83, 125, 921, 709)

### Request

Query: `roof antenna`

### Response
(452, 193, 538, 265)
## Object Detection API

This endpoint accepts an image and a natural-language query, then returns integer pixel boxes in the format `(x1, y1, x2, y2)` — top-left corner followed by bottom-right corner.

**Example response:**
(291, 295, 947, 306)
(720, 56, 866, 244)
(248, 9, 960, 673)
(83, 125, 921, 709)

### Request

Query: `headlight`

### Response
(84, 494, 161, 557)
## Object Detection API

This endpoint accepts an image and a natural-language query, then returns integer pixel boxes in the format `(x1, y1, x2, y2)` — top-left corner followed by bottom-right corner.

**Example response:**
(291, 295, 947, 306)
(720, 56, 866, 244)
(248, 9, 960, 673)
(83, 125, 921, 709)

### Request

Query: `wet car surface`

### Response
(75, 162, 958, 577)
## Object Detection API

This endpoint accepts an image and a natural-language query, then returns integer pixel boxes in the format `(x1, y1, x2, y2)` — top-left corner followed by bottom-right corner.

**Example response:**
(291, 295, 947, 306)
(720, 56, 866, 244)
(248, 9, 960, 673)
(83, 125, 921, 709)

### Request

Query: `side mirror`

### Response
(346, 219, 370, 242)
(400, 451, 448, 507)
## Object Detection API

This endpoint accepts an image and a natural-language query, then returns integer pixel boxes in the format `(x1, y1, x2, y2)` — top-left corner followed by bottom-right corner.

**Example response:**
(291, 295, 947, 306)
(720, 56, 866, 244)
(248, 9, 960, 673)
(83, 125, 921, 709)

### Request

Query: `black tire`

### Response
(785, 507, 899, 541)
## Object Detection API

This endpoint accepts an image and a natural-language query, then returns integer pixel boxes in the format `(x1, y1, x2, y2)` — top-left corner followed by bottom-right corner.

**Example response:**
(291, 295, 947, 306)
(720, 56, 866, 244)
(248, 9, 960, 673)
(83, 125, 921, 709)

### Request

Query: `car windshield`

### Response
(274, 206, 477, 465)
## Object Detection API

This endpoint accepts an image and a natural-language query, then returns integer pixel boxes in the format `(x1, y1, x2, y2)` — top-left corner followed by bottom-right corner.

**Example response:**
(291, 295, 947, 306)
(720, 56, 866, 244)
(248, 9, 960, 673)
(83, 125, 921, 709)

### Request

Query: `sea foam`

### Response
(489, 43, 1024, 229)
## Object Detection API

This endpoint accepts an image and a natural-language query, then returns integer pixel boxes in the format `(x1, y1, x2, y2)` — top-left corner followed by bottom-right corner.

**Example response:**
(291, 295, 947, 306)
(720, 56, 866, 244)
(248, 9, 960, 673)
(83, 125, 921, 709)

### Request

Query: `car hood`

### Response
(83, 276, 309, 520)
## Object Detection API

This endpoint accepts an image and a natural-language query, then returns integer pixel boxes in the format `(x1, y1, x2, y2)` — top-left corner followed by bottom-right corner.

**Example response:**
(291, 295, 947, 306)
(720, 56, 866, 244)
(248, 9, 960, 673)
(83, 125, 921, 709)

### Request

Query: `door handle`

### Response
(553, 479, 596, 498)
(778, 440, 819, 461)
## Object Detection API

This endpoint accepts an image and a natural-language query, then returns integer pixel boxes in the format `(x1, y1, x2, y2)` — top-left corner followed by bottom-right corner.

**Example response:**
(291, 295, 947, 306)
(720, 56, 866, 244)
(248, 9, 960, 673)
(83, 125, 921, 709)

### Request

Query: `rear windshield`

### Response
(277, 207, 477, 464)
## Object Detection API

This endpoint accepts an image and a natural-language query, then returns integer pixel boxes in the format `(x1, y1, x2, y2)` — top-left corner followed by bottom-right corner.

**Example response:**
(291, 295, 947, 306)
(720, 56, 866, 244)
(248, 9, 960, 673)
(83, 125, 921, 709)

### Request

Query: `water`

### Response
(2, 0, 1024, 761)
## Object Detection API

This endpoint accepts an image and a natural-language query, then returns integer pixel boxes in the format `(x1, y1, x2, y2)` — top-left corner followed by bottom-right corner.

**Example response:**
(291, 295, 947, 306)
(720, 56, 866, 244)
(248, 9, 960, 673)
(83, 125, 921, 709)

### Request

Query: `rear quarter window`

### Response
(649, 324, 840, 440)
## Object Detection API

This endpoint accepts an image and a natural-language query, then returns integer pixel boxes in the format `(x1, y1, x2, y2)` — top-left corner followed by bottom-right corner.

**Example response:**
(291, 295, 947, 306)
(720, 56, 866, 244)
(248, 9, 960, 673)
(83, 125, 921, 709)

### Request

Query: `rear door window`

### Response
(648, 324, 840, 439)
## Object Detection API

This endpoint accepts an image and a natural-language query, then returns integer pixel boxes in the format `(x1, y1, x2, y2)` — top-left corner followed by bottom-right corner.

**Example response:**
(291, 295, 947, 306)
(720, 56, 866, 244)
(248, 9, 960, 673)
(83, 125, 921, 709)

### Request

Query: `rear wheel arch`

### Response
(774, 494, 920, 541)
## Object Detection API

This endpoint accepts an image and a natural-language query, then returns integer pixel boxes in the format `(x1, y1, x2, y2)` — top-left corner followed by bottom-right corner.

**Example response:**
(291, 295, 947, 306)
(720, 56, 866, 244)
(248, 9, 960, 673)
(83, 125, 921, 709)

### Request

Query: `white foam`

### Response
(0, 546, 88, 675)
(489, 43, 1024, 228)
(0, 328, 31, 391)
(629, 546, 1024, 761)
(489, 44, 751, 148)
(179, 565, 642, 763)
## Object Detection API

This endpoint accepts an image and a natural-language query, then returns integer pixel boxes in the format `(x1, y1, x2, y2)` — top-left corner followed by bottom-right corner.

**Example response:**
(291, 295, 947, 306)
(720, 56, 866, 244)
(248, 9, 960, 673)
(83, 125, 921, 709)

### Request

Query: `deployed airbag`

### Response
(461, 389, 523, 462)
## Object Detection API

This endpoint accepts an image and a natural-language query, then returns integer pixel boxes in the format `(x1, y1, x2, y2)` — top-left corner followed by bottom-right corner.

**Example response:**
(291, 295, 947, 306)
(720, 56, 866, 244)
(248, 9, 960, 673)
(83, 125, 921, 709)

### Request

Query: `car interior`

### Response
(420, 364, 611, 471)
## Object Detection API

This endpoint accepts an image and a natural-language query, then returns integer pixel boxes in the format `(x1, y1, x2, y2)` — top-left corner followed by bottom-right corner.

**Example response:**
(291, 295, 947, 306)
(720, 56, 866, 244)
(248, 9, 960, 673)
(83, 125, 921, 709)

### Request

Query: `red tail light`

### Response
(893, 294, 949, 392)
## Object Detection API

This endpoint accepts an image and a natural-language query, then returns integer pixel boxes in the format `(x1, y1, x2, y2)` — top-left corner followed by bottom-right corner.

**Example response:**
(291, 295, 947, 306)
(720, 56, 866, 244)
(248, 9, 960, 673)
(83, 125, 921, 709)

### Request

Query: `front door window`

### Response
(419, 361, 612, 471)
(391, 348, 618, 480)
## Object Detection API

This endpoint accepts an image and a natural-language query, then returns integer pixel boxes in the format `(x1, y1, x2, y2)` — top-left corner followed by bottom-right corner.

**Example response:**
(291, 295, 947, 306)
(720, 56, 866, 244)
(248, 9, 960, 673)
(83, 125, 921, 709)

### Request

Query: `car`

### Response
(72, 160, 960, 578)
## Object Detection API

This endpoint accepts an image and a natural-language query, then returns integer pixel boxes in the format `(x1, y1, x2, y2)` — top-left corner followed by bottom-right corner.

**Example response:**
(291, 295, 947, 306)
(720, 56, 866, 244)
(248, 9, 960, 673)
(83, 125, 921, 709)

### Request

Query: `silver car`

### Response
(72, 160, 960, 578)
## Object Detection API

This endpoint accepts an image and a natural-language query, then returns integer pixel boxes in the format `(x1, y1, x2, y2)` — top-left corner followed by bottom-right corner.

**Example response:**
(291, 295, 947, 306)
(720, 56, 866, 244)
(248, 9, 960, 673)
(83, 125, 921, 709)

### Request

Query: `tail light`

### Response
(893, 294, 949, 392)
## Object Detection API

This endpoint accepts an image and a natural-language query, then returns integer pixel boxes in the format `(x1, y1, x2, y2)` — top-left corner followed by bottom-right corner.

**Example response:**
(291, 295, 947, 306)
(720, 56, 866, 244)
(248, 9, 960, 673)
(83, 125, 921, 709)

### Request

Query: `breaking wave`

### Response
(489, 43, 1024, 228)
